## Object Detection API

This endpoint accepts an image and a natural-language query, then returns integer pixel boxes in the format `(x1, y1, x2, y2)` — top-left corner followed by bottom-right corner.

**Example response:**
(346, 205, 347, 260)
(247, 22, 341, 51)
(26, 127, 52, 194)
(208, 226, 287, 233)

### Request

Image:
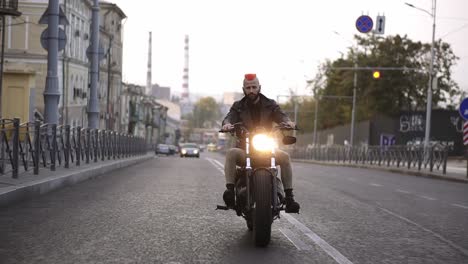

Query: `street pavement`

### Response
(0, 152, 467, 263)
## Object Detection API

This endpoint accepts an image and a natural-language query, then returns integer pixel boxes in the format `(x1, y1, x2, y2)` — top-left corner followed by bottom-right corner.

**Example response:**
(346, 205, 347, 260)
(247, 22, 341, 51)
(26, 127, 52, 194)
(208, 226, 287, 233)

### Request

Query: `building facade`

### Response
(2, 0, 125, 130)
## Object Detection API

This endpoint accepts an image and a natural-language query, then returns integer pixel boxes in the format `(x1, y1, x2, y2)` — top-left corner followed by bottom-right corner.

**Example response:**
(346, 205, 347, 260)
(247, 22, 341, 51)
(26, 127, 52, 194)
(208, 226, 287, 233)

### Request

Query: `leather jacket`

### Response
(222, 93, 291, 133)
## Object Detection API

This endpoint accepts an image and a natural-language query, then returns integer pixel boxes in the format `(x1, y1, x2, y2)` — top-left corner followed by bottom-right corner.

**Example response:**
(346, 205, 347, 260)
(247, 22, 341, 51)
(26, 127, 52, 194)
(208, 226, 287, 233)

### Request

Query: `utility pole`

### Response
(313, 97, 318, 145)
(424, 0, 437, 150)
(0, 16, 6, 118)
(88, 0, 100, 128)
(43, 0, 60, 124)
(350, 61, 358, 146)
(106, 35, 113, 130)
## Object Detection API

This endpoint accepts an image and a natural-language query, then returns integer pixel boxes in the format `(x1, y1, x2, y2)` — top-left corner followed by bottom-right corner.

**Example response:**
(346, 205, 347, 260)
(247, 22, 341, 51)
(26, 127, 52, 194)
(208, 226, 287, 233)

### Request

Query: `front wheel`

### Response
(252, 169, 273, 247)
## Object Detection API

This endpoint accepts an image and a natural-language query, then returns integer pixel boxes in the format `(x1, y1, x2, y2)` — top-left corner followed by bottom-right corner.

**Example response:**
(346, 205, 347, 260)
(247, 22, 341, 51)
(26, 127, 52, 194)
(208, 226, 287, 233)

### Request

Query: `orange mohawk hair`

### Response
(244, 73, 257, 81)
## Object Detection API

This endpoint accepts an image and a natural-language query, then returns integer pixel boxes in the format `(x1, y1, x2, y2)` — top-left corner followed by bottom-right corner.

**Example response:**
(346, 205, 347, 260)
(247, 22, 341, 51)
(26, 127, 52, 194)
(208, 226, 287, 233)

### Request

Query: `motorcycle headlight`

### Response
(252, 134, 276, 152)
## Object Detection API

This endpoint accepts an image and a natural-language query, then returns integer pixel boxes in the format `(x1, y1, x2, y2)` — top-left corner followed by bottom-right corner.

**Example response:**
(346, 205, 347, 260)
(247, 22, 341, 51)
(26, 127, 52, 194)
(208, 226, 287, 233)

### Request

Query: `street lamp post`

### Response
(350, 60, 358, 146)
(333, 31, 358, 146)
(405, 0, 437, 150)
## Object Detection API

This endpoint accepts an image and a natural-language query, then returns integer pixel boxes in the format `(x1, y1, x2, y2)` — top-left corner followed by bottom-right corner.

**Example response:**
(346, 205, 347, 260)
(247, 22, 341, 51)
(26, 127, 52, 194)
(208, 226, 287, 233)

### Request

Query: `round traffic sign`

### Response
(40, 27, 67, 52)
(459, 98, 468, 120)
(356, 15, 374, 33)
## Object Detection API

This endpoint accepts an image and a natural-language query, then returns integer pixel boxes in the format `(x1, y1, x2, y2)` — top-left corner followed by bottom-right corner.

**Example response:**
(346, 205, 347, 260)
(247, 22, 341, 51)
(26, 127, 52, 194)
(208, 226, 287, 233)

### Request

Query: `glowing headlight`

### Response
(181, 149, 187, 154)
(252, 134, 276, 151)
(193, 149, 199, 154)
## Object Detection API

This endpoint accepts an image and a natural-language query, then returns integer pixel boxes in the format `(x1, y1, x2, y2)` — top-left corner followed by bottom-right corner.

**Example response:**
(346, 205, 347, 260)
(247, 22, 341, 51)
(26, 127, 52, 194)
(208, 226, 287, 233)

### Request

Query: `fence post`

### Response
(443, 147, 448, 175)
(50, 124, 57, 171)
(429, 146, 434, 172)
(64, 125, 70, 168)
(117, 133, 121, 159)
(84, 128, 90, 164)
(94, 129, 98, 162)
(101, 130, 105, 161)
(12, 118, 20, 178)
(76, 126, 81, 166)
(418, 148, 423, 171)
(33, 121, 40, 175)
(113, 132, 117, 159)
(107, 131, 111, 160)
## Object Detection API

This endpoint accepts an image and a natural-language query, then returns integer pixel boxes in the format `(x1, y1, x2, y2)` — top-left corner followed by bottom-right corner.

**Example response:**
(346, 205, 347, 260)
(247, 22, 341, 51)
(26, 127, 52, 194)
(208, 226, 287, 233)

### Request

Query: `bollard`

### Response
(12, 118, 20, 178)
(51, 124, 57, 171)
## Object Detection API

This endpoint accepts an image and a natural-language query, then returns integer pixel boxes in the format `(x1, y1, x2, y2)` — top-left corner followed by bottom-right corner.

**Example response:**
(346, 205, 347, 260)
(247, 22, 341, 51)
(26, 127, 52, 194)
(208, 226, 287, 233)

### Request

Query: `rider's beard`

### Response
(246, 93, 259, 103)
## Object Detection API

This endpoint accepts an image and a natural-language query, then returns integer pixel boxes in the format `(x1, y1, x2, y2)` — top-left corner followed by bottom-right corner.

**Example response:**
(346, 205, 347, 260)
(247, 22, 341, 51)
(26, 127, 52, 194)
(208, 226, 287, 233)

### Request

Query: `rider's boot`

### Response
(284, 189, 300, 213)
(223, 184, 235, 208)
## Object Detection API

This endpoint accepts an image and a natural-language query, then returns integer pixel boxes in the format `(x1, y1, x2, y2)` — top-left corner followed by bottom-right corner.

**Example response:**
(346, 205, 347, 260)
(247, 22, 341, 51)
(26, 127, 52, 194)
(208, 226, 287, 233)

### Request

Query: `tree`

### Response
(186, 96, 221, 128)
(311, 34, 460, 129)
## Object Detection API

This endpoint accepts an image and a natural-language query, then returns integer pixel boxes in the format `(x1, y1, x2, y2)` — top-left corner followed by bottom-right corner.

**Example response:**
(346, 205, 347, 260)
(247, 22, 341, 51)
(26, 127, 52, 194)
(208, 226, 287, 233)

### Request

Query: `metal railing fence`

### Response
(287, 144, 449, 174)
(0, 118, 147, 178)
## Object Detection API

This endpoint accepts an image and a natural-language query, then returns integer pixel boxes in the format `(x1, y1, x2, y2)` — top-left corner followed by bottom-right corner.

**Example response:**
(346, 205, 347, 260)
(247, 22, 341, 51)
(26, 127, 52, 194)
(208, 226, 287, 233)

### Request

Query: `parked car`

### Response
(168, 145, 177, 155)
(156, 144, 171, 155)
(180, 143, 200, 158)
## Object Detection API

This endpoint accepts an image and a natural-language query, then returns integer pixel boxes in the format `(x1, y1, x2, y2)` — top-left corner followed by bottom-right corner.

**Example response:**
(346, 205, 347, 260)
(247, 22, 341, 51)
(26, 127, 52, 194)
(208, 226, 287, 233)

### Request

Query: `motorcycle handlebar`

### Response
(219, 124, 299, 133)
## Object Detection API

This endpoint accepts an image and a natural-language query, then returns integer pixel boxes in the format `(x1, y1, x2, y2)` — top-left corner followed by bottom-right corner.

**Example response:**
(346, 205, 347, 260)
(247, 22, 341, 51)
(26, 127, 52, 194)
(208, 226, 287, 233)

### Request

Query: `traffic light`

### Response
(372, 70, 381, 79)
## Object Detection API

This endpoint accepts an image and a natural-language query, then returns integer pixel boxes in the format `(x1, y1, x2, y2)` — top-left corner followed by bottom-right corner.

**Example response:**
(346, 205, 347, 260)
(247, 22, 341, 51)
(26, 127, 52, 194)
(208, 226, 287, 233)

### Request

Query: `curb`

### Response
(292, 159, 468, 184)
(0, 155, 155, 207)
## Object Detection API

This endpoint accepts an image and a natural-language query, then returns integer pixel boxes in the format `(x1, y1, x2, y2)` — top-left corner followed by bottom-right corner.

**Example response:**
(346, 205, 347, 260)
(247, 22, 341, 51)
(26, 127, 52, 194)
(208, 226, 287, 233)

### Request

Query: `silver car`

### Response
(179, 143, 200, 158)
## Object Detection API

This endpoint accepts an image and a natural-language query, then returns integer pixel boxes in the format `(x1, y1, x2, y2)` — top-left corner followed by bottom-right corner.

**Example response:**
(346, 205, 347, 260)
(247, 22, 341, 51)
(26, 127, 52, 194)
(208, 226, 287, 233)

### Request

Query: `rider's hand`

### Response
(222, 123, 234, 131)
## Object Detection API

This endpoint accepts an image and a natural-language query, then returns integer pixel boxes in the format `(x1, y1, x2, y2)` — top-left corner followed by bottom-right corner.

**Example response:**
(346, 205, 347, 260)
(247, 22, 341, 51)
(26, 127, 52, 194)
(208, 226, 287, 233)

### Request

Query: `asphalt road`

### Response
(1, 152, 467, 264)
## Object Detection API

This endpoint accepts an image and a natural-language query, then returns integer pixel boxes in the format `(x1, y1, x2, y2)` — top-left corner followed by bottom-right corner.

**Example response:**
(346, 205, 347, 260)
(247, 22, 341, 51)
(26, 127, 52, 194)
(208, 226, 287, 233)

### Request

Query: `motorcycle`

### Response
(217, 122, 297, 247)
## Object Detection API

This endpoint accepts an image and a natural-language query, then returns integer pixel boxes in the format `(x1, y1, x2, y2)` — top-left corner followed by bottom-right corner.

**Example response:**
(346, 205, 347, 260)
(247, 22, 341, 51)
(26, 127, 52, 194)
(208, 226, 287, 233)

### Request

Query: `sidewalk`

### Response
(292, 158, 468, 184)
(0, 153, 155, 207)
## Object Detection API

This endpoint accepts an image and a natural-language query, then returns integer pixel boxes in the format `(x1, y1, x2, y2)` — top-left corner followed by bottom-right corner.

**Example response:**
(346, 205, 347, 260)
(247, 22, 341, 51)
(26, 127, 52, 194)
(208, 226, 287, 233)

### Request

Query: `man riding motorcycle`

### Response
(221, 73, 300, 213)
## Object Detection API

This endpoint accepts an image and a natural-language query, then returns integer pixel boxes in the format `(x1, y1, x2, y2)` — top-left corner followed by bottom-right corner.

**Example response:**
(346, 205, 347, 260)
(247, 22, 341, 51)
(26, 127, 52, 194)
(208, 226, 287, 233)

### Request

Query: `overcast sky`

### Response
(109, 0, 468, 100)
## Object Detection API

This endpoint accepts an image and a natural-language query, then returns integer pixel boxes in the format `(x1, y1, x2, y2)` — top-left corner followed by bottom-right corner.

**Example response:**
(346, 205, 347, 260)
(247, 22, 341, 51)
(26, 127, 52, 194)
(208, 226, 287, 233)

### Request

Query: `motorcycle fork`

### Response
(271, 148, 279, 214)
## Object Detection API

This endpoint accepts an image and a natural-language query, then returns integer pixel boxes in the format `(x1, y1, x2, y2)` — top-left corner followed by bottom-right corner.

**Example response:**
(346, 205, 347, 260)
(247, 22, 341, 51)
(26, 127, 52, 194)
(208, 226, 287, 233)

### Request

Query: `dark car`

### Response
(180, 143, 200, 158)
(156, 144, 171, 155)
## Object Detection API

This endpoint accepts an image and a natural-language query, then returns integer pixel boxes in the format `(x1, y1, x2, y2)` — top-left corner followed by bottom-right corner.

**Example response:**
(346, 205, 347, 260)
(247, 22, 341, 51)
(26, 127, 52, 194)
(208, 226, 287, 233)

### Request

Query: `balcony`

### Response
(0, 0, 21, 16)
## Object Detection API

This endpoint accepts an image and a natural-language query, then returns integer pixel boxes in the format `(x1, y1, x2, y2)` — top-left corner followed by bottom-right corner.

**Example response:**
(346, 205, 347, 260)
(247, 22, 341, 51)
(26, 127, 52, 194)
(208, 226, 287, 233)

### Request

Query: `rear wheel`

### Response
(252, 169, 272, 247)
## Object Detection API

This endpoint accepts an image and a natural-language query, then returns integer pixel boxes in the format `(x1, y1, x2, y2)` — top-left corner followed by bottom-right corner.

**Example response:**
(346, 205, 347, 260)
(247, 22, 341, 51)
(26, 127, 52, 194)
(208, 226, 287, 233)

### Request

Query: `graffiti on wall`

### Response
(398, 111, 463, 155)
(399, 114, 424, 133)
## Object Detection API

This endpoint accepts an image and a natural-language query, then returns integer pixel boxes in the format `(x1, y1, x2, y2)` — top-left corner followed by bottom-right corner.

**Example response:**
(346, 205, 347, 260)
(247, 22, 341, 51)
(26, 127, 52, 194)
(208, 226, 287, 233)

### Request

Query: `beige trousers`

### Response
(224, 148, 293, 190)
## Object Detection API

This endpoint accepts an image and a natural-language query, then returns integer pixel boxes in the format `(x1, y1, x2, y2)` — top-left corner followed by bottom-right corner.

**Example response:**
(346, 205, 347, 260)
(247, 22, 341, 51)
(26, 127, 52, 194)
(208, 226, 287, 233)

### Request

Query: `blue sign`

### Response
(356, 15, 374, 33)
(459, 98, 468, 120)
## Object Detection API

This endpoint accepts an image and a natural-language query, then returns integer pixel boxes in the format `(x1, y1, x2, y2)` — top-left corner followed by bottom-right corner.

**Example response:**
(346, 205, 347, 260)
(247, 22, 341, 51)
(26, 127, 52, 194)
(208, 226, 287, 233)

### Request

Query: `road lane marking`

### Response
(279, 228, 312, 251)
(369, 183, 383, 187)
(418, 195, 437, 201)
(282, 213, 354, 264)
(378, 207, 468, 257)
(205, 158, 224, 175)
(452, 203, 468, 209)
(212, 159, 225, 170)
(396, 189, 411, 194)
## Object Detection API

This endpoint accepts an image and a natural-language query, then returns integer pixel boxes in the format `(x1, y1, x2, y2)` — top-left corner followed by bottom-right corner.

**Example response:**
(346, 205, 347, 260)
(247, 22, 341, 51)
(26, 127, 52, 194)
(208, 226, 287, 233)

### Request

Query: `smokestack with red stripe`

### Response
(146, 32, 152, 95)
(181, 35, 189, 102)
